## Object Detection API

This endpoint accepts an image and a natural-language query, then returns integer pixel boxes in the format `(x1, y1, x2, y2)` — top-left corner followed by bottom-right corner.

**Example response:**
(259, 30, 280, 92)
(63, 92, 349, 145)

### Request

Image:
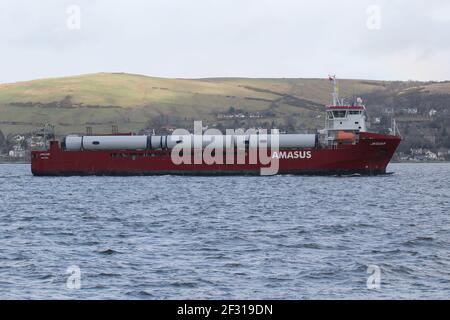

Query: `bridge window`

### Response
(333, 110, 347, 118)
(327, 111, 334, 119)
(349, 111, 361, 115)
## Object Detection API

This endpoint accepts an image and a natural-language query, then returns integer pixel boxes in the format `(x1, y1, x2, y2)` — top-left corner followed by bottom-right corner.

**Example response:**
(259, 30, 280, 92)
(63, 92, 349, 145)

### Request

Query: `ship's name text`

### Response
(272, 151, 312, 159)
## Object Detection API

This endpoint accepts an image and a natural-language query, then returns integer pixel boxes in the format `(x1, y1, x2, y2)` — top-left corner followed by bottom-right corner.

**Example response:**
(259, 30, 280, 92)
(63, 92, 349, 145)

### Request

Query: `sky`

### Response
(1, 0, 450, 83)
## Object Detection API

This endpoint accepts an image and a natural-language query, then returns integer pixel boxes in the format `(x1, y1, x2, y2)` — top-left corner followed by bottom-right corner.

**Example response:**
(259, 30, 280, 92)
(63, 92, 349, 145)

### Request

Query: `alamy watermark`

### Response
(169, 121, 281, 176)
(66, 5, 81, 30)
(366, 5, 382, 30)
(366, 265, 381, 290)
(66, 265, 81, 290)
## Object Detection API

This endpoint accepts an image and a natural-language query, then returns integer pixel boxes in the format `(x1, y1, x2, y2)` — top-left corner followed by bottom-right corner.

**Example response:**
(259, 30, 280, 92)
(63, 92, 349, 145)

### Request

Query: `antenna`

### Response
(329, 74, 340, 106)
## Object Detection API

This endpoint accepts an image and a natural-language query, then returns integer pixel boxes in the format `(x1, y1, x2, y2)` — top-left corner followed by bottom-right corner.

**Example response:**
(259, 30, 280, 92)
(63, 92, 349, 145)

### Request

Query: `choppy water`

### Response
(0, 163, 449, 299)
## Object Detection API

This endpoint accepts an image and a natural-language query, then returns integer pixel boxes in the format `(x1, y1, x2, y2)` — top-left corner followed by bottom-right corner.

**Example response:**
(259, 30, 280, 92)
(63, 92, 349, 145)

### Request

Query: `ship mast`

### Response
(329, 74, 340, 106)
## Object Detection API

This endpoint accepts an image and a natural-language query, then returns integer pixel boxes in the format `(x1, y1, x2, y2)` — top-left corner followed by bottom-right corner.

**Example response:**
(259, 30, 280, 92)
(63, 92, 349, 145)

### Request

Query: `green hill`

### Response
(0, 73, 388, 135)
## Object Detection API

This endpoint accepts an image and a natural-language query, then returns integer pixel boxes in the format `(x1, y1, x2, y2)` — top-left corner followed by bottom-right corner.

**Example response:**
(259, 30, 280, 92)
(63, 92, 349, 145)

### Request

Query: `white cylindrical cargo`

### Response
(166, 135, 234, 149)
(82, 136, 148, 150)
(278, 134, 316, 148)
(166, 134, 316, 149)
(249, 134, 316, 149)
(64, 133, 316, 151)
(65, 136, 83, 151)
(163, 135, 249, 149)
(150, 135, 164, 149)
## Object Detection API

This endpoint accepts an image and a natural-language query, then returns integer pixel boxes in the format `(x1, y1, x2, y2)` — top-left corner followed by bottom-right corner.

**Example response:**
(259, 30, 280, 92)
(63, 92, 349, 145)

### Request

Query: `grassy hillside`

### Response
(0, 73, 450, 145)
(0, 73, 388, 135)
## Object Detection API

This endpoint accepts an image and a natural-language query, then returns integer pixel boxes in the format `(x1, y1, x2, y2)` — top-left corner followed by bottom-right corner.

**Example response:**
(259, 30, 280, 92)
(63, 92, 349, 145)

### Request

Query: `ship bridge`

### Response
(324, 75, 367, 133)
(325, 104, 367, 132)
(318, 76, 369, 147)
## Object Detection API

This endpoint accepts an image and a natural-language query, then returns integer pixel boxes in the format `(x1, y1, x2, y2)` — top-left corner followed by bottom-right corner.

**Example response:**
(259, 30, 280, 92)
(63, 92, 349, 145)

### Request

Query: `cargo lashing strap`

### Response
(147, 135, 152, 150)
(145, 135, 168, 150)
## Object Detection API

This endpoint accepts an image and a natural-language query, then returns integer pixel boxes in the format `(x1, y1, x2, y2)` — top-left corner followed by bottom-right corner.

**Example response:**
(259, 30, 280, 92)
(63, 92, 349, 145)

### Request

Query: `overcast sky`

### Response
(1, 0, 449, 83)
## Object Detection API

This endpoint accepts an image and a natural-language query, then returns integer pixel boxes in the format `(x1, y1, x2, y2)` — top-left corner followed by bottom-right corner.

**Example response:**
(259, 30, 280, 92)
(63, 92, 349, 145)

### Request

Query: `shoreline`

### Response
(1, 161, 450, 165)
(0, 161, 30, 164)
(391, 161, 450, 164)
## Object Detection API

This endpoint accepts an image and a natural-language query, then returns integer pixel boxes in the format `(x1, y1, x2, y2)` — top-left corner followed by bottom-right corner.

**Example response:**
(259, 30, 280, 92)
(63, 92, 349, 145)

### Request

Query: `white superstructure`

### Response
(325, 76, 367, 133)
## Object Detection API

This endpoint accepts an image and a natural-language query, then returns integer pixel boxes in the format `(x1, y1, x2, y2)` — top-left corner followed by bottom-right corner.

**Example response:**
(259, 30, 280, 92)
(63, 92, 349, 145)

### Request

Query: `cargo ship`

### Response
(31, 77, 401, 176)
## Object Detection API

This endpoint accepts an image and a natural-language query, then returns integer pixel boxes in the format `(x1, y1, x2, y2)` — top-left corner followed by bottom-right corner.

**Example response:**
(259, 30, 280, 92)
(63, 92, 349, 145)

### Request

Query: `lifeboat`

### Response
(336, 131, 356, 142)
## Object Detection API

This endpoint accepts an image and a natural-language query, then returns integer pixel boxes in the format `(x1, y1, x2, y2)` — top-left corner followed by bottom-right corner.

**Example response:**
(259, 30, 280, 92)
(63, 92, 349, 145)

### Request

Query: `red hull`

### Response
(31, 132, 401, 176)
